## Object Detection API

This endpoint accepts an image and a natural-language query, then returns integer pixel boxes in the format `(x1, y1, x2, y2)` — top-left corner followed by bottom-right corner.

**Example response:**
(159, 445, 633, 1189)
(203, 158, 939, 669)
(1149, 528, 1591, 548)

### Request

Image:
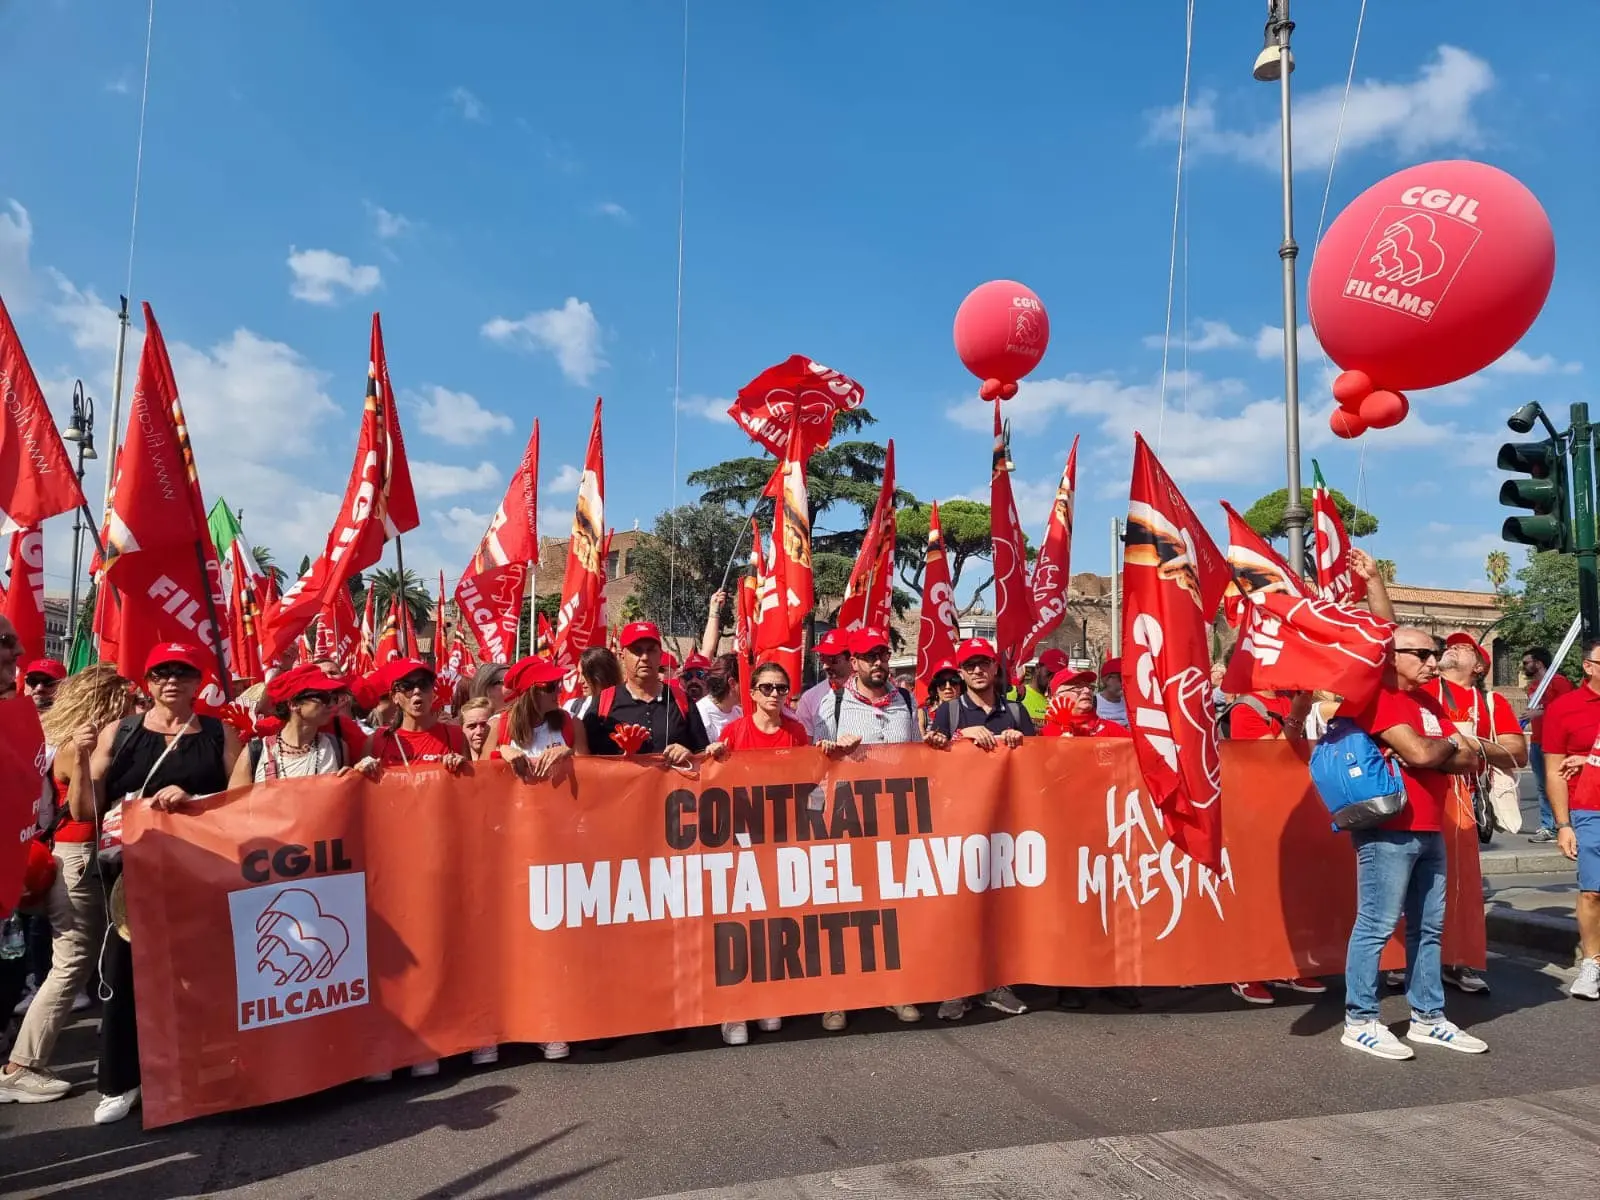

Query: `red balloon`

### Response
(1358, 389, 1409, 429)
(1330, 408, 1368, 439)
(1332, 369, 1372, 410)
(998, 381, 1018, 400)
(954, 280, 1050, 386)
(1309, 160, 1555, 392)
(979, 378, 1003, 401)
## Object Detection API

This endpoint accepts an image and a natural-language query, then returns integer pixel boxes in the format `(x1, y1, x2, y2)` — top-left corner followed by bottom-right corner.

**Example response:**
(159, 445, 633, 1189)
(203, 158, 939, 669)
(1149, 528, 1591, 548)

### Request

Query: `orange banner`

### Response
(125, 741, 1484, 1128)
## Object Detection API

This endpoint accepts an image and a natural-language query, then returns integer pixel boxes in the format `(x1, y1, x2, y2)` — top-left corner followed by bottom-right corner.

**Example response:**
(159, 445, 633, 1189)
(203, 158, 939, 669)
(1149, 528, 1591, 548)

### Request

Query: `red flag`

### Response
(225, 541, 265, 682)
(352, 588, 377, 675)
(736, 530, 759, 713)
(727, 355, 865, 460)
(1, 527, 45, 660)
(1223, 590, 1395, 709)
(101, 304, 231, 682)
(315, 585, 359, 671)
(535, 612, 555, 657)
(1312, 461, 1367, 606)
(914, 502, 959, 705)
(1122, 434, 1230, 871)
(836, 441, 896, 632)
(552, 400, 607, 696)
(373, 597, 402, 665)
(1220, 501, 1312, 626)
(260, 313, 418, 660)
(457, 421, 538, 664)
(989, 408, 1030, 670)
(1017, 436, 1079, 664)
(755, 409, 813, 655)
(0, 295, 86, 534)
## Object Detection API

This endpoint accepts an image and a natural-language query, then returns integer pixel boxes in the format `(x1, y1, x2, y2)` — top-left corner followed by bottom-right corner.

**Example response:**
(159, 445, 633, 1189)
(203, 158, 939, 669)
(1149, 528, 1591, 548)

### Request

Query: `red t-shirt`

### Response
(721, 715, 810, 750)
(49, 773, 94, 844)
(1353, 683, 1454, 832)
(1529, 672, 1574, 743)
(1541, 684, 1600, 812)
(1229, 694, 1293, 740)
(372, 723, 466, 766)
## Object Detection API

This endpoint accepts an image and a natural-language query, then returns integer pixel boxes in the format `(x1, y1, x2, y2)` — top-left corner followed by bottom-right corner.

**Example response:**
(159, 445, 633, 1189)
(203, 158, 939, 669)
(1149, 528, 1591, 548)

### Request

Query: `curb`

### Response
(1479, 847, 1575, 876)
(1485, 903, 1580, 958)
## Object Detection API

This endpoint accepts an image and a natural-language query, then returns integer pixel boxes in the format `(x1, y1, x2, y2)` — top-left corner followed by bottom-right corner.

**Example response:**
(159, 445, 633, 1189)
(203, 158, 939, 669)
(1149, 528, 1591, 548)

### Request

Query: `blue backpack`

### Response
(1308, 717, 1408, 831)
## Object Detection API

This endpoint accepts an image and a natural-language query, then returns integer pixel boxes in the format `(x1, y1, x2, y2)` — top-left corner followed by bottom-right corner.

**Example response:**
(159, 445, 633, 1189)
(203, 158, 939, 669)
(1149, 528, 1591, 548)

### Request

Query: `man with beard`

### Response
(21, 660, 65, 712)
(695, 653, 743, 740)
(795, 629, 851, 740)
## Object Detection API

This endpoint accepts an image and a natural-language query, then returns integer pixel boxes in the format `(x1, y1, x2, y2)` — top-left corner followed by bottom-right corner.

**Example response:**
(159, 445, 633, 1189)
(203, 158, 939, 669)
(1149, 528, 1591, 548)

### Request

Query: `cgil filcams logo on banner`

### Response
(228, 865, 370, 1030)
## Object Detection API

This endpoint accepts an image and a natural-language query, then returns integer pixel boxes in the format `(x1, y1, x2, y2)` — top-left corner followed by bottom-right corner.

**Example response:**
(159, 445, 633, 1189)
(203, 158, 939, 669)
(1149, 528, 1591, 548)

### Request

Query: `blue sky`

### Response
(2, 0, 1596, 615)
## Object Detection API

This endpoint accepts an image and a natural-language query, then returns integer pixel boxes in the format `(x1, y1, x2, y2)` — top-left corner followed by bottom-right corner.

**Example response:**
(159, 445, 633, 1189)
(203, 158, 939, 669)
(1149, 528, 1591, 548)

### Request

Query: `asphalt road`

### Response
(1, 946, 1594, 1200)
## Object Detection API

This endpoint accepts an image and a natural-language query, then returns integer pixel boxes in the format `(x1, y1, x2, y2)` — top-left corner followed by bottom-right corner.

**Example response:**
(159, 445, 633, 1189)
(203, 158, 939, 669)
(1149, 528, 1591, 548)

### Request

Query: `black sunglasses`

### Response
(682, 669, 708, 680)
(934, 676, 962, 689)
(534, 682, 559, 694)
(1395, 648, 1440, 663)
(24, 674, 59, 688)
(148, 664, 201, 681)
(293, 690, 335, 706)
(395, 675, 435, 693)
(754, 681, 791, 697)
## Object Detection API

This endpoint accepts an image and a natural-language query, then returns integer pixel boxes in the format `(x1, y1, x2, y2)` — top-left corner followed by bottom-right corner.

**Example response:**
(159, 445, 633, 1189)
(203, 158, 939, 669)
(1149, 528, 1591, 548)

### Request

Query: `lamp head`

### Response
(1507, 402, 1543, 435)
(1252, 45, 1292, 82)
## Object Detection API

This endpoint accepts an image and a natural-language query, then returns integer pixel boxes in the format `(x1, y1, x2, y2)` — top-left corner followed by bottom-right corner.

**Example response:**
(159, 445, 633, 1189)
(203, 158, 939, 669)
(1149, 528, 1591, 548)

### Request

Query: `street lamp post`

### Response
(62, 381, 98, 635)
(1255, 0, 1308, 577)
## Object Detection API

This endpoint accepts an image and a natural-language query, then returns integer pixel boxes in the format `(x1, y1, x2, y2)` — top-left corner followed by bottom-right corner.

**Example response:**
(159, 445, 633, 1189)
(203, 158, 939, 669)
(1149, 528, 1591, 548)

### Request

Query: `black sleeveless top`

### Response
(105, 715, 229, 804)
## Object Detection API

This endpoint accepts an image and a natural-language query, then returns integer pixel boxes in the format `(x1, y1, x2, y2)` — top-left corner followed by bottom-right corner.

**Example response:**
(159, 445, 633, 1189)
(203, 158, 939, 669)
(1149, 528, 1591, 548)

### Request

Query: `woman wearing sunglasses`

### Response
(706, 661, 809, 754)
(484, 656, 589, 782)
(354, 660, 471, 777)
(229, 664, 352, 787)
(920, 661, 963, 736)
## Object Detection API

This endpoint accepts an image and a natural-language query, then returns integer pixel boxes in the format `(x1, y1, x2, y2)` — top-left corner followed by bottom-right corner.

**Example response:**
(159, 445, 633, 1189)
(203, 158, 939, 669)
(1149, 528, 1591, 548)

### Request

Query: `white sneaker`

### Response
(937, 997, 970, 1021)
(363, 1071, 394, 1082)
(93, 1087, 141, 1125)
(72, 991, 92, 1013)
(821, 1011, 847, 1032)
(1341, 1020, 1415, 1061)
(409, 1059, 440, 1078)
(720, 1021, 748, 1046)
(982, 986, 1028, 1015)
(1406, 1017, 1488, 1054)
(540, 1042, 570, 1061)
(0, 1066, 72, 1103)
(756, 1018, 782, 1032)
(470, 1046, 499, 1066)
(1570, 958, 1600, 1001)
(884, 1004, 921, 1023)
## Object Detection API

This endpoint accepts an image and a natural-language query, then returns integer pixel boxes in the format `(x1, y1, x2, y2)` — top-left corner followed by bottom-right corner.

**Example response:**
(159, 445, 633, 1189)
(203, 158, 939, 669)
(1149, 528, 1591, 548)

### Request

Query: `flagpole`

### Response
(100, 297, 131, 520)
(394, 535, 409, 656)
(194, 540, 230, 690)
(1110, 517, 1123, 658)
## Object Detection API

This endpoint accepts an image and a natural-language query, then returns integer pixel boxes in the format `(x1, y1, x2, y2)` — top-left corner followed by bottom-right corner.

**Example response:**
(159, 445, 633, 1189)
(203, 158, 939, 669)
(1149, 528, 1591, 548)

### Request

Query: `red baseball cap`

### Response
(661, 650, 680, 670)
(929, 658, 961, 681)
(22, 659, 66, 682)
(1037, 648, 1069, 676)
(143, 643, 210, 677)
(504, 655, 565, 697)
(847, 627, 890, 655)
(377, 658, 435, 692)
(1052, 667, 1097, 690)
(1099, 656, 1123, 677)
(955, 637, 998, 664)
(815, 629, 850, 657)
(265, 664, 346, 706)
(619, 620, 663, 649)
(682, 651, 712, 671)
(1444, 632, 1490, 667)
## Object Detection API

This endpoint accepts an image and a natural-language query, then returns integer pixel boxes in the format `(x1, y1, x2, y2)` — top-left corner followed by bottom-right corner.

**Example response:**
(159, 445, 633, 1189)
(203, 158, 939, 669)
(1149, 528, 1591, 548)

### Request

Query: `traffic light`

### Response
(1498, 438, 1569, 551)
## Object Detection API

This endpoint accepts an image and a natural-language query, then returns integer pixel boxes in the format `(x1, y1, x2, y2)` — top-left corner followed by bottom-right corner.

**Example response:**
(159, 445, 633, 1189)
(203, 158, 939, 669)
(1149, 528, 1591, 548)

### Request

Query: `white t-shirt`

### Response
(509, 720, 571, 754)
(253, 734, 344, 782)
(795, 679, 840, 740)
(1096, 694, 1128, 724)
(697, 695, 742, 739)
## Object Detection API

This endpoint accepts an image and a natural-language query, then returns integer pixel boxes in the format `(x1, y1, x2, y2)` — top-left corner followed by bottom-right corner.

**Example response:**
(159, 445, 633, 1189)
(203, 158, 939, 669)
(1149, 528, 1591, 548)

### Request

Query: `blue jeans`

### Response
(1529, 744, 1555, 831)
(1344, 829, 1447, 1023)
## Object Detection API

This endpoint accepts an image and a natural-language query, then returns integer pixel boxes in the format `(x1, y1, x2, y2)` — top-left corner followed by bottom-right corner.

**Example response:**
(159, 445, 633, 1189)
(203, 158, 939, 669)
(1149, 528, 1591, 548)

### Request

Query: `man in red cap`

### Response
(795, 628, 853, 740)
(581, 621, 709, 763)
(1096, 656, 1128, 726)
(926, 638, 1034, 749)
(1040, 668, 1131, 738)
(21, 660, 66, 713)
(809, 626, 924, 1028)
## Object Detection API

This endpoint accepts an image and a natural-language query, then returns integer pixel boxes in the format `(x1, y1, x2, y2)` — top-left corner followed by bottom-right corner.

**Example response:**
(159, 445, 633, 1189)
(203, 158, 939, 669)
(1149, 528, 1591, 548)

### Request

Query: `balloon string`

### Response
(666, 0, 689, 644)
(1154, 0, 1195, 455)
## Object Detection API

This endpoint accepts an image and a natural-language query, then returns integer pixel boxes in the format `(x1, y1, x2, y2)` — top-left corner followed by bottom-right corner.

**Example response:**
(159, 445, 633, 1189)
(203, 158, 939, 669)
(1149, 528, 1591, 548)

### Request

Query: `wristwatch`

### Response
(1556, 821, 1573, 831)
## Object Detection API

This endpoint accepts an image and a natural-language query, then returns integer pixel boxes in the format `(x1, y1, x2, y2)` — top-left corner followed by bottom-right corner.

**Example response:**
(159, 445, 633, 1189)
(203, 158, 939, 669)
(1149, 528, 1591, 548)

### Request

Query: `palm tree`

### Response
(1485, 549, 1512, 593)
(1375, 558, 1398, 584)
(368, 568, 432, 626)
(251, 545, 290, 591)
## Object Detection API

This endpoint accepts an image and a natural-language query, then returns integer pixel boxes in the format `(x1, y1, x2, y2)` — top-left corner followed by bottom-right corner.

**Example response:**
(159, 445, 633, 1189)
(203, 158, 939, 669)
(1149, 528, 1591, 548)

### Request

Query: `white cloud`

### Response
(364, 202, 415, 240)
(286, 247, 381, 304)
(676, 394, 733, 424)
(481, 297, 606, 385)
(1142, 319, 1245, 352)
(449, 86, 486, 122)
(1485, 348, 1582, 376)
(410, 460, 502, 500)
(545, 464, 581, 495)
(1, 200, 36, 308)
(407, 385, 513, 446)
(105, 77, 131, 96)
(432, 506, 492, 549)
(595, 201, 632, 223)
(1150, 46, 1494, 172)
(1252, 323, 1320, 362)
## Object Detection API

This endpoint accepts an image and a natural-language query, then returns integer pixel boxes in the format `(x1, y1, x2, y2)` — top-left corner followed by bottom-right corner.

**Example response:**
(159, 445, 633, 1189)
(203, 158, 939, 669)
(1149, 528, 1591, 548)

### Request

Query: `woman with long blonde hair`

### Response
(0, 666, 134, 1107)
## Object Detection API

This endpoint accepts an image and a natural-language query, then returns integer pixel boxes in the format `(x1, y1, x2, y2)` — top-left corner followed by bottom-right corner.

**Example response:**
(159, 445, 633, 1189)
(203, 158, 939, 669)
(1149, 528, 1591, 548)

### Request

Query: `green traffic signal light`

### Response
(1497, 437, 1569, 552)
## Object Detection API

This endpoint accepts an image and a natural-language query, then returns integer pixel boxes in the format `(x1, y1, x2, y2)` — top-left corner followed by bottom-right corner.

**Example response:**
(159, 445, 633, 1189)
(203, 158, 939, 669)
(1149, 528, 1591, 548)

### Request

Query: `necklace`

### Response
(276, 733, 316, 755)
